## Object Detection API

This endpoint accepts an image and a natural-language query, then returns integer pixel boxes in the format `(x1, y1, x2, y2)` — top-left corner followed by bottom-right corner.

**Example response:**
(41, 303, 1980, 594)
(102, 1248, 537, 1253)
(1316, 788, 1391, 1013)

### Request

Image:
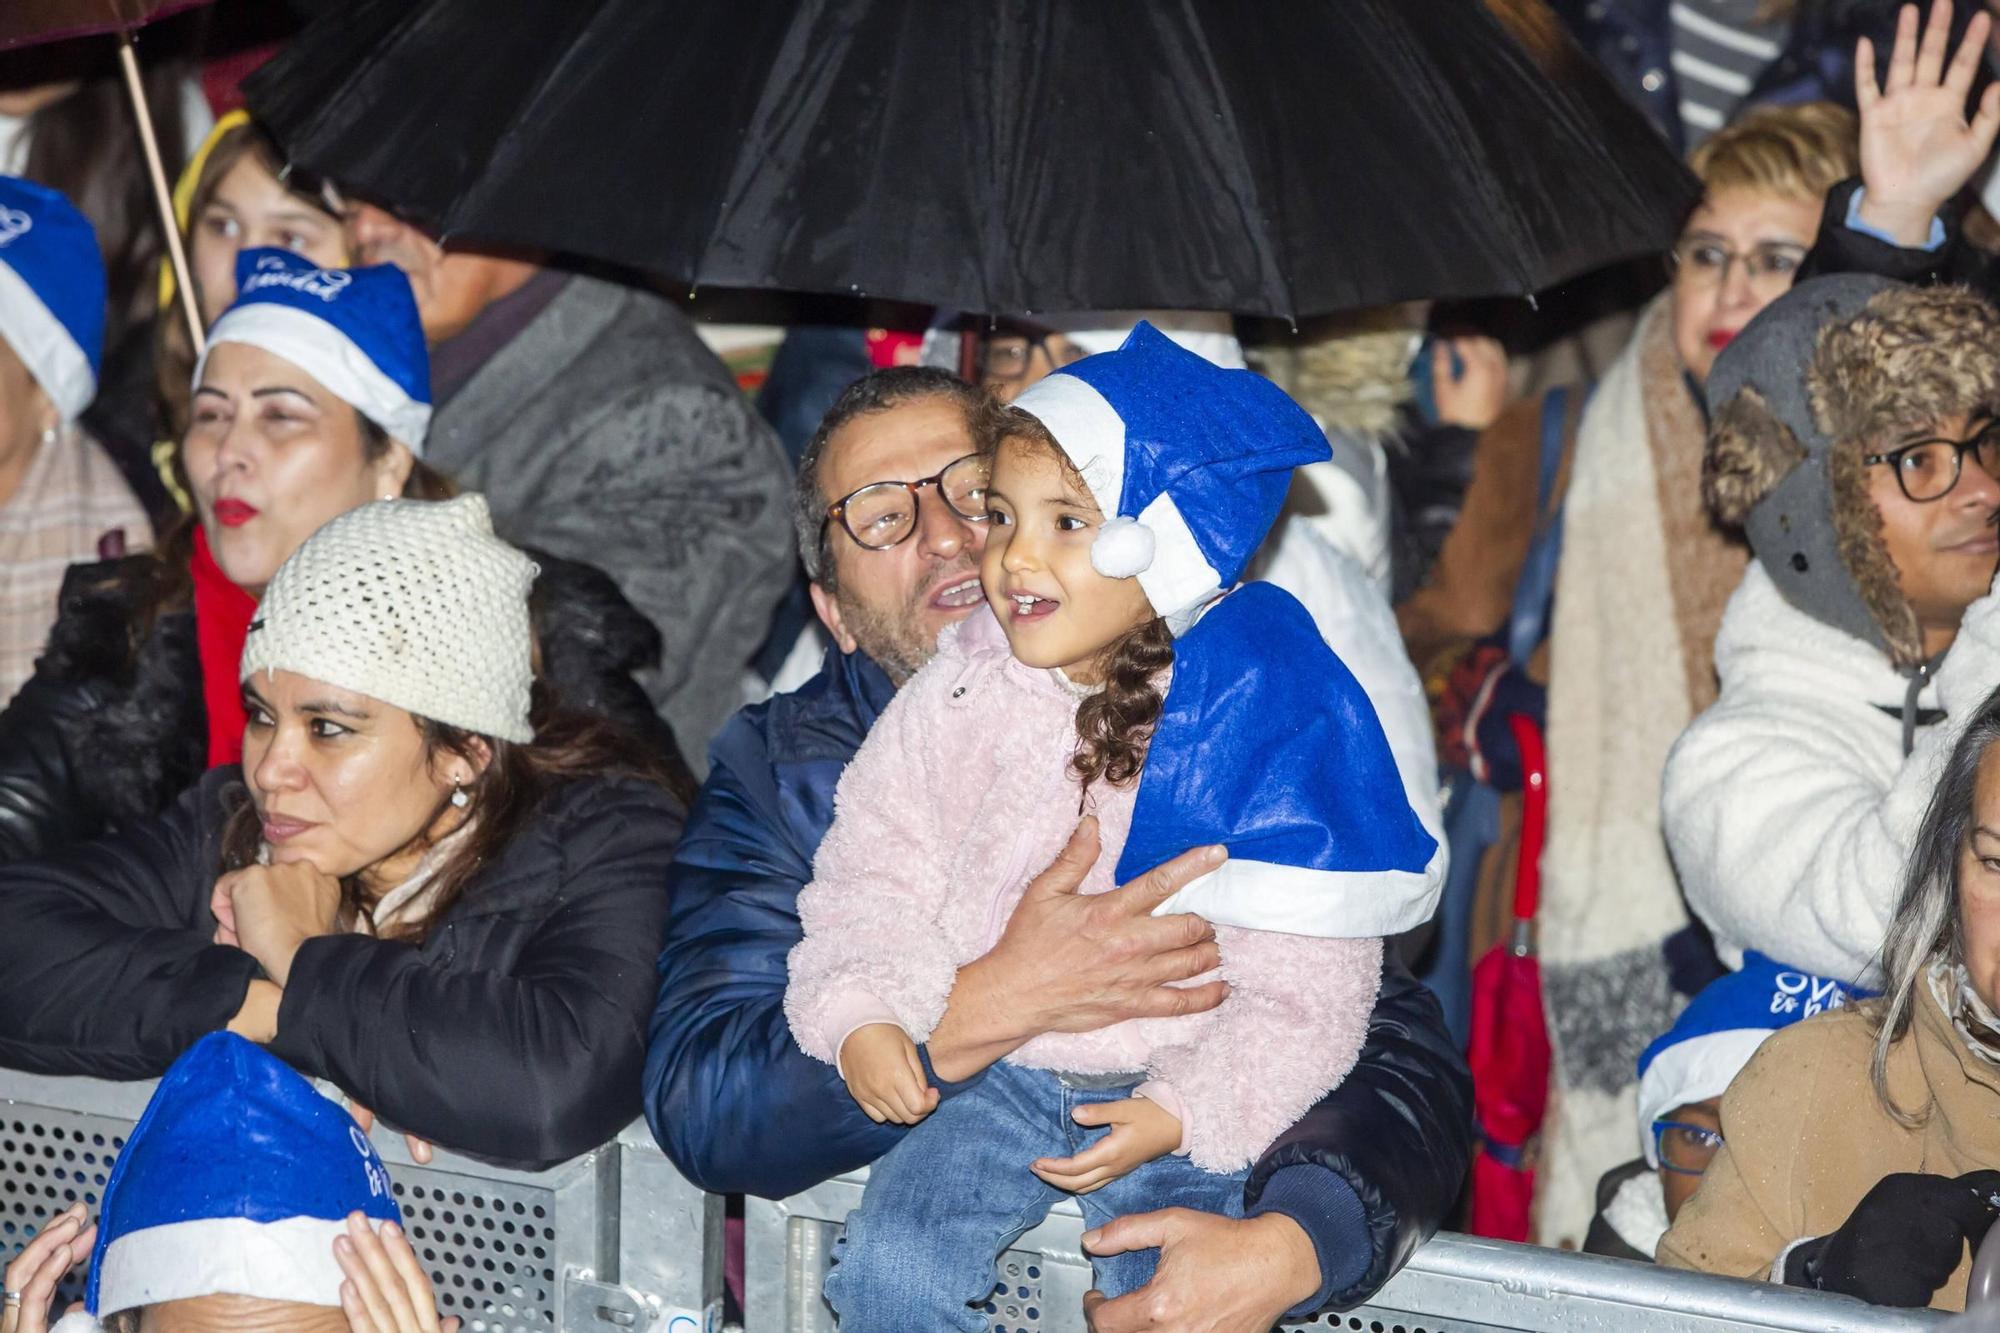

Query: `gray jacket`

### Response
(427, 273, 794, 764)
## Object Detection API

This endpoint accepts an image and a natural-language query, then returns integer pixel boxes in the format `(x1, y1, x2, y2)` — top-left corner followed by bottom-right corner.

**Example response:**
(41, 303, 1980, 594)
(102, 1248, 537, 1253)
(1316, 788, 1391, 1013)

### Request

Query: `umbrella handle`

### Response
(115, 31, 204, 358)
(1507, 713, 1547, 925)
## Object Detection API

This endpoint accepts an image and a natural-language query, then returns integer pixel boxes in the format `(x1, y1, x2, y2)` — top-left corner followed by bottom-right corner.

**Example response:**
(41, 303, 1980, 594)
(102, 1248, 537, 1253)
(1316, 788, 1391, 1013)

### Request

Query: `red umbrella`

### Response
(0, 0, 213, 352)
(1466, 713, 1552, 1242)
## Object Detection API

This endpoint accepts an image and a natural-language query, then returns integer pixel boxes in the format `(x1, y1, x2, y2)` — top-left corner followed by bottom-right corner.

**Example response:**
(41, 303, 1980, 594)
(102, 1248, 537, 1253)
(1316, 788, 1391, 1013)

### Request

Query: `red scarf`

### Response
(191, 526, 258, 768)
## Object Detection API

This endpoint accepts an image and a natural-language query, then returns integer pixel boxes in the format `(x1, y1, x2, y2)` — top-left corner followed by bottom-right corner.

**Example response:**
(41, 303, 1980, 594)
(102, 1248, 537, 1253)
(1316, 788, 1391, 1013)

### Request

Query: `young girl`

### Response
(786, 324, 1441, 1328)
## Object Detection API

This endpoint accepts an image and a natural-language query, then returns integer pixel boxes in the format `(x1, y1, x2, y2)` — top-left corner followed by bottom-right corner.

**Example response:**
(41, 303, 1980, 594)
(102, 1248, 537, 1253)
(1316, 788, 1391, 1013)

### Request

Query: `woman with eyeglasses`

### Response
(1582, 955, 1865, 1263)
(1661, 684, 2000, 1310)
(1394, 100, 1859, 1249)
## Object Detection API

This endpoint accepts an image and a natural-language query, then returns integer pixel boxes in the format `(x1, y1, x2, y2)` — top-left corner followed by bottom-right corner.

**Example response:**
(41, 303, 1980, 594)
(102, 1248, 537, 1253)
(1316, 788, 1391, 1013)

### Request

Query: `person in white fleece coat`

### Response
(1664, 274, 2000, 986)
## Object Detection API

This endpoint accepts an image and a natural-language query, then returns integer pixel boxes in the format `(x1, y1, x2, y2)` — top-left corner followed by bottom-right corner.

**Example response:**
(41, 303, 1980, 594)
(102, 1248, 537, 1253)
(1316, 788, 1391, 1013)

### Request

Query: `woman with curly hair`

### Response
(781, 325, 1441, 1328)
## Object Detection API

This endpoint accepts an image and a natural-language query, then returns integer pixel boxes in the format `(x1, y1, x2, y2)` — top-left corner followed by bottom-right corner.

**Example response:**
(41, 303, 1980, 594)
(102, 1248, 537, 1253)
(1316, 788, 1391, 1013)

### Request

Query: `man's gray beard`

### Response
(834, 566, 971, 685)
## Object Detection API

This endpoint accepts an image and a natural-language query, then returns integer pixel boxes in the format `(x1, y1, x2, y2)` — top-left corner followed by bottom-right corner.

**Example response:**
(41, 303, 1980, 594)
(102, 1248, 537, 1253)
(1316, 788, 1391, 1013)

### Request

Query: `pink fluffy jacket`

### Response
(785, 608, 1383, 1172)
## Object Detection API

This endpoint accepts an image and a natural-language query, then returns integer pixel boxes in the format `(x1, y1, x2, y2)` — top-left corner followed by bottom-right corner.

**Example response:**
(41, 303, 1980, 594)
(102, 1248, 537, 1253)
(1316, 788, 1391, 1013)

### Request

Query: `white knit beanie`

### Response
(240, 495, 537, 743)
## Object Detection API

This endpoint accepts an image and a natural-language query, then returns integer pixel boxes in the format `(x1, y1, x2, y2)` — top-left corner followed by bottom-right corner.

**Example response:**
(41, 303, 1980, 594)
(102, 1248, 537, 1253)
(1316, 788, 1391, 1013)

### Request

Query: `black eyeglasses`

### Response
(1864, 420, 2000, 503)
(821, 453, 991, 553)
(978, 332, 1088, 383)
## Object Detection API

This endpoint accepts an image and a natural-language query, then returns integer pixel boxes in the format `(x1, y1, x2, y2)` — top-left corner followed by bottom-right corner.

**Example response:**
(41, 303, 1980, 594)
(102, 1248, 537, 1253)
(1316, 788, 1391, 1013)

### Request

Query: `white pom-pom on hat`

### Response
(1092, 516, 1156, 578)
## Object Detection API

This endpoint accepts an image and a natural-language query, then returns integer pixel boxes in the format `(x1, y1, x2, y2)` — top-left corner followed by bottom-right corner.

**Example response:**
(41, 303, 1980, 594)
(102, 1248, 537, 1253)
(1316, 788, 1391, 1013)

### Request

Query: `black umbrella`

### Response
(249, 0, 1696, 320)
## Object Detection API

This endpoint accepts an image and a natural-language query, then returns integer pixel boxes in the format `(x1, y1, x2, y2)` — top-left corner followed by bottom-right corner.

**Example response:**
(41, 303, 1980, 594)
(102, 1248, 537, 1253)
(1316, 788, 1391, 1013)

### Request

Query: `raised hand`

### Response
(334, 1212, 462, 1333)
(1854, 0, 2000, 245)
(0, 1205, 96, 1333)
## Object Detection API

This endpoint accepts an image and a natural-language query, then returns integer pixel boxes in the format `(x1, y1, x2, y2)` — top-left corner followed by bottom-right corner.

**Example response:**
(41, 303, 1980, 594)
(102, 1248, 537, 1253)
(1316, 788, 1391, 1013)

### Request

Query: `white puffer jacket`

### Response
(1663, 564, 2000, 984)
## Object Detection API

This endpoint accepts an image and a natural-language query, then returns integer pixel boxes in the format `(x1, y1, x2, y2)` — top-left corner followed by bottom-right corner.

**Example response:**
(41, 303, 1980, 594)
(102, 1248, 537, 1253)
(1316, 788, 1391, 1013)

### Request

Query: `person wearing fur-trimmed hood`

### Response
(1664, 273, 2000, 985)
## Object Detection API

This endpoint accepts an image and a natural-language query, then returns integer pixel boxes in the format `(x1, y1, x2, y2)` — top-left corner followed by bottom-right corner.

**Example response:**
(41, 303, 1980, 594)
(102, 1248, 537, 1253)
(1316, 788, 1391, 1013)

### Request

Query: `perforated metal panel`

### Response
(0, 1073, 625, 1331)
(0, 1103, 128, 1303)
(393, 1173, 561, 1331)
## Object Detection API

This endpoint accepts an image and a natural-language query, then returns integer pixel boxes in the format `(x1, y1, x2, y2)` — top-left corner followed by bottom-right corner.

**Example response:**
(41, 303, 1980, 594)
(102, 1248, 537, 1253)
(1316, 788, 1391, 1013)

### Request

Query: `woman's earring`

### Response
(450, 782, 470, 809)
(39, 426, 57, 447)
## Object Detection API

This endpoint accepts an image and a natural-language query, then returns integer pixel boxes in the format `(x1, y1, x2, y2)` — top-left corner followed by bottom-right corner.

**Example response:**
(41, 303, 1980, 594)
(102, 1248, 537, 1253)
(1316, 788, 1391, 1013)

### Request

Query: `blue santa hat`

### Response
(1012, 321, 1329, 632)
(82, 1033, 401, 1317)
(0, 176, 105, 424)
(1015, 325, 1440, 936)
(198, 247, 432, 454)
(1635, 952, 1869, 1167)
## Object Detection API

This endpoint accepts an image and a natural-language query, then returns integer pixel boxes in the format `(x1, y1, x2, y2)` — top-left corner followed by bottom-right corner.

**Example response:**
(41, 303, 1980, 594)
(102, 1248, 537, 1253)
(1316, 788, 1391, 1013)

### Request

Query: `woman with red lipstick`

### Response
(0, 495, 687, 1170)
(0, 248, 686, 866)
(1396, 101, 1864, 1248)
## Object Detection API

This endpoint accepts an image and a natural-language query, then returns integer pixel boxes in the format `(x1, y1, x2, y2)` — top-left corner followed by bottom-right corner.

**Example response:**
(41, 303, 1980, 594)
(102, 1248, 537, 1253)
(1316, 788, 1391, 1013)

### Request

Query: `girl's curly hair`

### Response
(986, 408, 1173, 790)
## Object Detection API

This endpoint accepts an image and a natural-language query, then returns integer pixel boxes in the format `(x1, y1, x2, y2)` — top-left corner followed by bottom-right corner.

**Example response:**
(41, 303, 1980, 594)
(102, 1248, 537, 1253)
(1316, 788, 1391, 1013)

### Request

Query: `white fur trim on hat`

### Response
(1014, 372, 1125, 516)
(1091, 516, 1155, 578)
(1133, 490, 1222, 631)
(0, 257, 94, 422)
(93, 1216, 352, 1313)
(200, 303, 432, 455)
(1635, 1027, 1769, 1168)
(240, 495, 536, 743)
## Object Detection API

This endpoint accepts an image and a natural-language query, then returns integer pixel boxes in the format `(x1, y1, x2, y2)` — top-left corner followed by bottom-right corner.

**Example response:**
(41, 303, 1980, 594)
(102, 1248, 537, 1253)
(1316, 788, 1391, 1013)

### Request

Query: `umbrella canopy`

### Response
(0, 1, 208, 47)
(248, 0, 1697, 320)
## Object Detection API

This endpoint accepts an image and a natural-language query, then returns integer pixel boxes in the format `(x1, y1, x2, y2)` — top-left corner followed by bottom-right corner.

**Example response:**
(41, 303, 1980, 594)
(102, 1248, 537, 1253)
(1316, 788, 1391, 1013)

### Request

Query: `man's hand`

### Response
(1854, 0, 2000, 246)
(220, 862, 343, 986)
(838, 1023, 938, 1125)
(926, 819, 1229, 1082)
(1031, 1097, 1182, 1194)
(1081, 1209, 1322, 1333)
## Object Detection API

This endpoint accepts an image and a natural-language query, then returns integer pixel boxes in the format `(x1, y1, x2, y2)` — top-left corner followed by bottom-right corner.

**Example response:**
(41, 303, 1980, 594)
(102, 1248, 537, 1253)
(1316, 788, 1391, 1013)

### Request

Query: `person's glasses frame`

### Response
(821, 452, 992, 554)
(1651, 1118, 1724, 1177)
(1667, 236, 1808, 291)
(1863, 419, 2000, 503)
(978, 331, 1088, 383)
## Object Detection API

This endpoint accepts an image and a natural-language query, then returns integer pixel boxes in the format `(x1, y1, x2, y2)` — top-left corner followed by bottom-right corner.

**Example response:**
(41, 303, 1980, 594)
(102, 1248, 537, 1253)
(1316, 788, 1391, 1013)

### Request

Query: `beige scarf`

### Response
(1533, 295, 1749, 1247)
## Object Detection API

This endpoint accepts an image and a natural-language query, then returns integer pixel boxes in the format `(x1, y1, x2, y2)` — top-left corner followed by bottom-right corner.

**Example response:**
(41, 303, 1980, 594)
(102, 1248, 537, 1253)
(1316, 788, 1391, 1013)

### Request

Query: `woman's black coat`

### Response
(0, 766, 684, 1171)
(0, 549, 692, 864)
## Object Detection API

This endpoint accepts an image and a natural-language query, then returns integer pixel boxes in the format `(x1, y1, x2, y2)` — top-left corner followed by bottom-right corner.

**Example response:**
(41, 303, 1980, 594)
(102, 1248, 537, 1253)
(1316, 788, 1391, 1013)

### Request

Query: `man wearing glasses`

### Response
(644, 366, 1470, 1331)
(1667, 274, 2000, 988)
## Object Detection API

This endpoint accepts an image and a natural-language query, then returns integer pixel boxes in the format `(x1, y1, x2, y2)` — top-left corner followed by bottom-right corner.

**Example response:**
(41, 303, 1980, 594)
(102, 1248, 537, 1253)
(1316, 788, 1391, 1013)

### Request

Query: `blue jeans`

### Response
(823, 1062, 1249, 1332)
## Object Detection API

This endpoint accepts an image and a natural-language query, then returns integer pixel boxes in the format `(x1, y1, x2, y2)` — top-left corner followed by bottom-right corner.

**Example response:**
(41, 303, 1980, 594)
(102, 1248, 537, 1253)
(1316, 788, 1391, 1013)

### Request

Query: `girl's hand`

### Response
(224, 863, 343, 986)
(1854, 0, 2000, 245)
(1031, 1097, 1182, 1195)
(839, 1023, 938, 1125)
(0, 1204, 95, 1333)
(334, 1212, 462, 1333)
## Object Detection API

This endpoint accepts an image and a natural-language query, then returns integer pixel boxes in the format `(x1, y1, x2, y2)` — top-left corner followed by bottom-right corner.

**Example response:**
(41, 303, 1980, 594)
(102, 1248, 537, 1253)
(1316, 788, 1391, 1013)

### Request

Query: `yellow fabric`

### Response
(1658, 981, 2000, 1310)
(157, 107, 250, 314)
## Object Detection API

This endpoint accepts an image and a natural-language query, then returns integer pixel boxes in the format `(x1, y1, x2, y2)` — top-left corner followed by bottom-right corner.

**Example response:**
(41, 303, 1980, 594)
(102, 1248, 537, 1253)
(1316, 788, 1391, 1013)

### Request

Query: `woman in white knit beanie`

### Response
(0, 494, 689, 1172)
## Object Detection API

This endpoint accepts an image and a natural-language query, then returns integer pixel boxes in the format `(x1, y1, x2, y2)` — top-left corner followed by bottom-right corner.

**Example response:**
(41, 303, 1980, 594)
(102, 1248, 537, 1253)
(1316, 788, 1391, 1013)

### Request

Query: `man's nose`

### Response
(1951, 450, 2000, 512)
(913, 489, 973, 561)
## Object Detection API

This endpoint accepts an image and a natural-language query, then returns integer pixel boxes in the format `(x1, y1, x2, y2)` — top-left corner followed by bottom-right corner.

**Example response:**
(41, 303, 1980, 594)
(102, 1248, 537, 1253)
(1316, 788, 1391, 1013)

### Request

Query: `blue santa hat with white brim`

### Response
(1635, 952, 1869, 1167)
(0, 176, 104, 425)
(197, 247, 432, 455)
(77, 1032, 401, 1319)
(1013, 324, 1442, 937)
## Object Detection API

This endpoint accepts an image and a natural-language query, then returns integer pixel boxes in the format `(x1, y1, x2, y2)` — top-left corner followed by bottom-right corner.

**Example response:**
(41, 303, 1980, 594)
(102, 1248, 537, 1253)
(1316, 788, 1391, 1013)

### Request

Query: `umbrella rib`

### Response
(1176, 0, 1295, 320)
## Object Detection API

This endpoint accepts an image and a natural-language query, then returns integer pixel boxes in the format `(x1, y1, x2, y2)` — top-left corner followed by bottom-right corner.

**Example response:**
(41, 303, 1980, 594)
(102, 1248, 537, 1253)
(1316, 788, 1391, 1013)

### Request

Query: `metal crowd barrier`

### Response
(743, 1168, 1950, 1333)
(0, 1070, 721, 1333)
(0, 1069, 1959, 1333)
